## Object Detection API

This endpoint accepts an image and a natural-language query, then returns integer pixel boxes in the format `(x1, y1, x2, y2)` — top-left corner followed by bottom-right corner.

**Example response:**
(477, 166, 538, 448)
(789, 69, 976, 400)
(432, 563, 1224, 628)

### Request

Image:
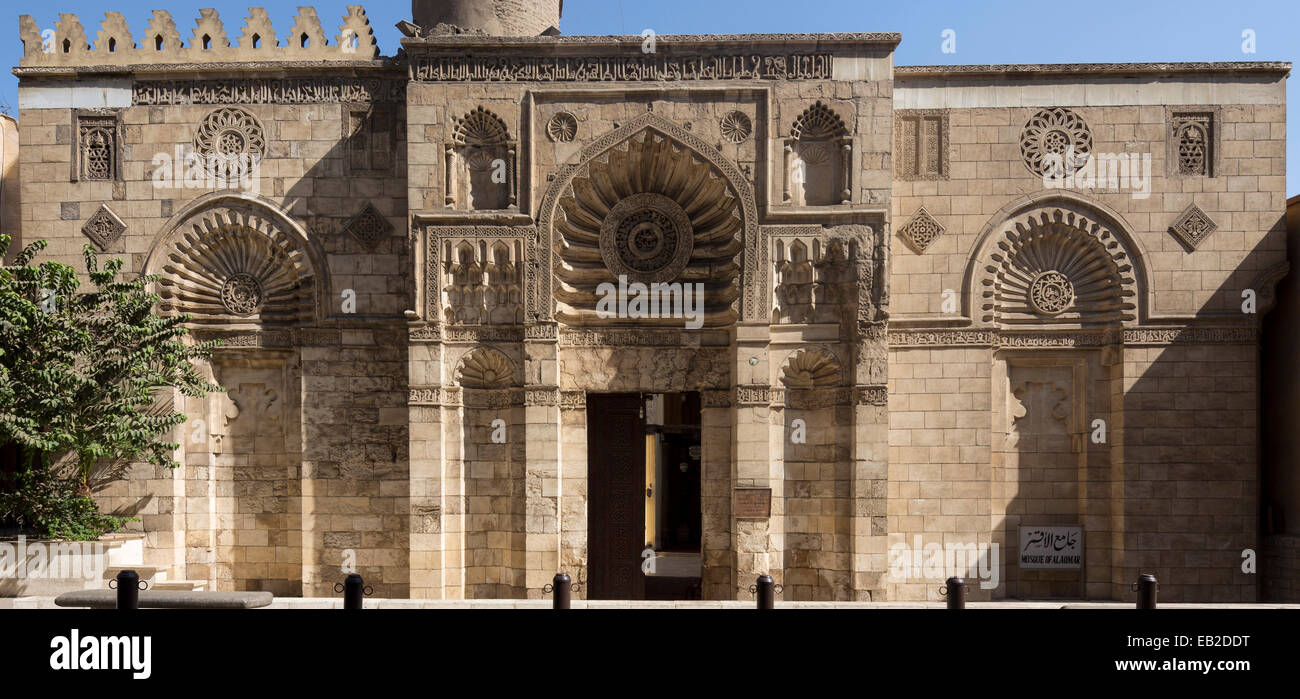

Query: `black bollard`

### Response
(755, 575, 775, 609)
(551, 572, 572, 609)
(943, 576, 967, 610)
(343, 573, 365, 610)
(1135, 573, 1158, 609)
(115, 570, 140, 610)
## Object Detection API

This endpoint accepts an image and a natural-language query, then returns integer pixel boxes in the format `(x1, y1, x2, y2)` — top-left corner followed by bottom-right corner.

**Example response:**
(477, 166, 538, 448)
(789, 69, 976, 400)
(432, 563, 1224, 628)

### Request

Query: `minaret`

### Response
(411, 0, 562, 36)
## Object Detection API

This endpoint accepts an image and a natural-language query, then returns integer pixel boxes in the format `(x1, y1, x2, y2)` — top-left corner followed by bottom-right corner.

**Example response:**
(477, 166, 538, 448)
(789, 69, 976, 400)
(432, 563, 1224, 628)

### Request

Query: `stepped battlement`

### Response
(19, 6, 380, 67)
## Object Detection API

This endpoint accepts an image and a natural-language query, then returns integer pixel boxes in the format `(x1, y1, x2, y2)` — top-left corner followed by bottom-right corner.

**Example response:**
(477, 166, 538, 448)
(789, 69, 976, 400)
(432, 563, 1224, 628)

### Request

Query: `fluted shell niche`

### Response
(553, 128, 744, 327)
(156, 207, 315, 326)
(980, 208, 1136, 325)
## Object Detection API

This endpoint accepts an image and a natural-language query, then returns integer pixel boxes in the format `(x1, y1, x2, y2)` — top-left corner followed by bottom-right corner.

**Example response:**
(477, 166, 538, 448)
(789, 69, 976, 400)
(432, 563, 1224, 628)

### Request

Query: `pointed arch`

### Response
(143, 191, 324, 326)
(962, 191, 1151, 325)
(534, 110, 760, 324)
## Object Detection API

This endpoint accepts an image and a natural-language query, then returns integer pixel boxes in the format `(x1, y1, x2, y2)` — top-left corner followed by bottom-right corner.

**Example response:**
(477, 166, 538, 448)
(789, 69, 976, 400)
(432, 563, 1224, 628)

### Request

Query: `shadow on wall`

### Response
(987, 198, 1283, 604)
(90, 97, 413, 599)
(1260, 194, 1300, 601)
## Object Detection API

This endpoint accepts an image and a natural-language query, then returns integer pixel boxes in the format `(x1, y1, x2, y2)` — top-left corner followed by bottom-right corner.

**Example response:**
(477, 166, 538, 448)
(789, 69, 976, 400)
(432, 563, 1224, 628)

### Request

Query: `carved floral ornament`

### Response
(547, 112, 579, 142)
(193, 107, 266, 179)
(1019, 107, 1092, 177)
(719, 111, 752, 144)
(1169, 203, 1218, 251)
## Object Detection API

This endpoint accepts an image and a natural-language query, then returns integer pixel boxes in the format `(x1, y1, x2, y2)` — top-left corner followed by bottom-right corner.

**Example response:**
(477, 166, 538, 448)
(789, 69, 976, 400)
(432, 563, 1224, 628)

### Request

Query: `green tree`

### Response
(0, 235, 220, 540)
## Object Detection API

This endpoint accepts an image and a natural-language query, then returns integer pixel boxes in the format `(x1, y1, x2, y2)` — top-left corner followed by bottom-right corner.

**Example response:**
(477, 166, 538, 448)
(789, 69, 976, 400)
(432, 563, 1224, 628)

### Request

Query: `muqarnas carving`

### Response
(193, 107, 266, 181)
(772, 236, 854, 324)
(553, 128, 743, 327)
(783, 102, 852, 206)
(445, 106, 517, 210)
(1019, 107, 1092, 177)
(156, 207, 314, 325)
(442, 239, 524, 325)
(73, 110, 122, 182)
(980, 208, 1136, 325)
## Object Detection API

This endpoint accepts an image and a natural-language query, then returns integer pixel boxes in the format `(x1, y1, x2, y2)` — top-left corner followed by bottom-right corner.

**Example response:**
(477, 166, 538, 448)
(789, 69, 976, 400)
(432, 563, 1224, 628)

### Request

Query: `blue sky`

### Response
(4, 0, 1296, 194)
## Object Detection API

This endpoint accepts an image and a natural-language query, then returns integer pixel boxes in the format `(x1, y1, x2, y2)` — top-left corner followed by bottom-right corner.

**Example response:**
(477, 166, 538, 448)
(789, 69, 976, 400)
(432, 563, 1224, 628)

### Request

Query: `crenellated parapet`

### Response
(19, 6, 380, 66)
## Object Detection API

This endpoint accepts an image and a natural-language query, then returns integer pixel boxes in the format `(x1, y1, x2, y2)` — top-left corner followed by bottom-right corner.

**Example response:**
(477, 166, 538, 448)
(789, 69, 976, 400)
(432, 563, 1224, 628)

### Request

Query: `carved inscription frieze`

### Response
(412, 54, 832, 82)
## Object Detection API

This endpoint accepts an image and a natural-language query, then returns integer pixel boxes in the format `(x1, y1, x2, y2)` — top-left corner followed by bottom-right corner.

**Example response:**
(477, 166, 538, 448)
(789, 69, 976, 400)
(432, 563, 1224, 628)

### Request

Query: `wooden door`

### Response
(587, 393, 646, 600)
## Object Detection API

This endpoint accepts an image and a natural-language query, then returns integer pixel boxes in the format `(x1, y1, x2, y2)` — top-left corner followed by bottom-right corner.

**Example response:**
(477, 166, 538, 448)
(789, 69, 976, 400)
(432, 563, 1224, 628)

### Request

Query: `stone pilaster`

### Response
(523, 324, 561, 598)
(732, 322, 782, 598)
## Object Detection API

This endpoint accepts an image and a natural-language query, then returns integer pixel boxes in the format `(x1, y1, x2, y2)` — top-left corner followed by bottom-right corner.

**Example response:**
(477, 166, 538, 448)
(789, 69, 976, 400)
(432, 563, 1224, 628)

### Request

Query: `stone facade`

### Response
(10, 5, 1291, 602)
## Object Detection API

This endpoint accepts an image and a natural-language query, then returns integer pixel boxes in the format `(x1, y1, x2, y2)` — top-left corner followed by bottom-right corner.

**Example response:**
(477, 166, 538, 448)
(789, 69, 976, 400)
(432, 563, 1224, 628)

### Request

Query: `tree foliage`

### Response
(0, 235, 221, 539)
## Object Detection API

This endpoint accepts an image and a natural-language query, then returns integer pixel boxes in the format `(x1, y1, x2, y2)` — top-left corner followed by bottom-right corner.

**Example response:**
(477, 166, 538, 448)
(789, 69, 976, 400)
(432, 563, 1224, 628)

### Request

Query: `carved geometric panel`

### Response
(899, 206, 944, 254)
(1168, 110, 1217, 178)
(1019, 107, 1092, 177)
(895, 109, 948, 180)
(344, 202, 391, 251)
(81, 204, 126, 250)
(74, 111, 121, 182)
(1169, 203, 1217, 251)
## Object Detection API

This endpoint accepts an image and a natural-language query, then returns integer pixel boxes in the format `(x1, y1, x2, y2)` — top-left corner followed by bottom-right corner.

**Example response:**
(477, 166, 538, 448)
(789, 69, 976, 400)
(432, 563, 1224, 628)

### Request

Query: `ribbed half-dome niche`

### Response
(554, 128, 744, 327)
(156, 207, 315, 325)
(981, 208, 1136, 325)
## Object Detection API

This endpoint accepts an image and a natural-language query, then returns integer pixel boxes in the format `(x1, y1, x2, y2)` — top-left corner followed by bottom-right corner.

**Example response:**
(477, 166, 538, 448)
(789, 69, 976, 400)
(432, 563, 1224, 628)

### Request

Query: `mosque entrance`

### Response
(587, 392, 702, 600)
